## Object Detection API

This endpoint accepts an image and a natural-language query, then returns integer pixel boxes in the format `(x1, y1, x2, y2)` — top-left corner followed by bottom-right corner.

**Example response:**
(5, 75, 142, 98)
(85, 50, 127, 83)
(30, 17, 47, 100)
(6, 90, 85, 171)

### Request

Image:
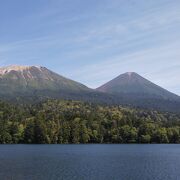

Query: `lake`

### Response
(0, 145, 180, 180)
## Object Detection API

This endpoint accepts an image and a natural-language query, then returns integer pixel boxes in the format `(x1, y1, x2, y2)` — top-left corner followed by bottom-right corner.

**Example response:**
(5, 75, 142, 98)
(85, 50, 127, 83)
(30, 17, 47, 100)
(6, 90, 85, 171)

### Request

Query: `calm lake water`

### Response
(0, 145, 180, 180)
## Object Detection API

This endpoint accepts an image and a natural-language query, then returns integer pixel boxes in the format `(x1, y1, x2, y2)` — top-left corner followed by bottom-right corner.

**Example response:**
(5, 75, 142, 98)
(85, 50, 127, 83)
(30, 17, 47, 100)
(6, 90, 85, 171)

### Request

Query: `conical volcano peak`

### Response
(126, 72, 133, 76)
(121, 72, 139, 79)
(122, 72, 141, 78)
(111, 72, 143, 83)
(97, 72, 179, 100)
(125, 72, 135, 76)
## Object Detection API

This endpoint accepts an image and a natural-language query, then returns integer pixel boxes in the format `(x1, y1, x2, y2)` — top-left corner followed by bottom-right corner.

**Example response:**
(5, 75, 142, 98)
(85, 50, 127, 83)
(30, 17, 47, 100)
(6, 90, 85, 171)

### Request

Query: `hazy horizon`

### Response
(0, 0, 180, 95)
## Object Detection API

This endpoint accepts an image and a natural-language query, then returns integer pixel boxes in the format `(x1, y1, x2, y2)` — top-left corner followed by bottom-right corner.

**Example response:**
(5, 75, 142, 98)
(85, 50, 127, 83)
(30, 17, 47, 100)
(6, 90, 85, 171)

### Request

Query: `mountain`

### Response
(0, 65, 92, 101)
(0, 65, 116, 104)
(97, 72, 180, 112)
(97, 72, 179, 100)
(0, 66, 180, 112)
(0, 65, 90, 91)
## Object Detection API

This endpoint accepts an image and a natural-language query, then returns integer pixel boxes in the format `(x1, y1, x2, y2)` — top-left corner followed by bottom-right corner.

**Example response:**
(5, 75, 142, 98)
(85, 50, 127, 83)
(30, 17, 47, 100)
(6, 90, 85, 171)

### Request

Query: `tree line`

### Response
(0, 99, 180, 144)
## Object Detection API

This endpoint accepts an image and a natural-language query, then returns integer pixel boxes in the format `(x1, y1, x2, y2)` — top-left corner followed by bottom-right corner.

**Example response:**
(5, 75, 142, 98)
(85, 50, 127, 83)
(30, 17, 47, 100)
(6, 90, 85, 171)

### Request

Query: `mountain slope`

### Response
(0, 65, 117, 104)
(0, 65, 92, 101)
(97, 72, 179, 100)
(97, 72, 180, 112)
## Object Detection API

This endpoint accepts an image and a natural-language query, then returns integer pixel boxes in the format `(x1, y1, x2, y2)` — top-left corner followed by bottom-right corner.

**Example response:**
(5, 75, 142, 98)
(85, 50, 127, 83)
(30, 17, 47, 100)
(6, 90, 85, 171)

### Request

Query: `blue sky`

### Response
(0, 0, 180, 95)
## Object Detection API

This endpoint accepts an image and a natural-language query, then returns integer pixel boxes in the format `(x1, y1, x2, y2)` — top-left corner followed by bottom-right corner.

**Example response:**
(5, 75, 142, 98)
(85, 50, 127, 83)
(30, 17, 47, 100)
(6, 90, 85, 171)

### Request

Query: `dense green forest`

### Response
(0, 99, 180, 144)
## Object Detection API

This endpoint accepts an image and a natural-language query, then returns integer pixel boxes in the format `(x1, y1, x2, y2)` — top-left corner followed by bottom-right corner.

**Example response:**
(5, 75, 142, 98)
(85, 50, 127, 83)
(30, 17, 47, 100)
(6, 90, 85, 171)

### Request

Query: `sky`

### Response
(0, 0, 180, 95)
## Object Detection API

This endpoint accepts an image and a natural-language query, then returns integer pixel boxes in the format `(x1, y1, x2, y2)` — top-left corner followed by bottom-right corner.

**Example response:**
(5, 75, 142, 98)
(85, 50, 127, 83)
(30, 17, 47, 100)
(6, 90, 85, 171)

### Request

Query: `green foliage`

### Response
(0, 99, 180, 144)
(140, 135, 151, 143)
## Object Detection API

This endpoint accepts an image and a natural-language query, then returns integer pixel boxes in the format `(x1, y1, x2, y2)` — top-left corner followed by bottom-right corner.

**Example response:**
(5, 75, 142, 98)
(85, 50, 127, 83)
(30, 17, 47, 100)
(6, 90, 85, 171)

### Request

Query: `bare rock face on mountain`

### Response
(97, 72, 179, 101)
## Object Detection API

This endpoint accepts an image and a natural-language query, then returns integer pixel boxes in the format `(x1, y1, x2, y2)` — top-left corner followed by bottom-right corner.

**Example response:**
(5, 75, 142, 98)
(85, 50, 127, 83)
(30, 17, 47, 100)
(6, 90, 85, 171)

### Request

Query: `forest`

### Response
(0, 99, 180, 144)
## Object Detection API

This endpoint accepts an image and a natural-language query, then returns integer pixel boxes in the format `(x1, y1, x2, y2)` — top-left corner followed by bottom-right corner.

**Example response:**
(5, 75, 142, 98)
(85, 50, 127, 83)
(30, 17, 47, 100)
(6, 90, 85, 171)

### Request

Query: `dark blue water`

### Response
(0, 145, 180, 180)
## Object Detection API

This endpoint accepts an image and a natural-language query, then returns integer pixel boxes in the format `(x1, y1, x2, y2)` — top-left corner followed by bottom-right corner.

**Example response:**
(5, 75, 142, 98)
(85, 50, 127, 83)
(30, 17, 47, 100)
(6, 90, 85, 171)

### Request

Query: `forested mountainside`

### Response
(0, 99, 180, 144)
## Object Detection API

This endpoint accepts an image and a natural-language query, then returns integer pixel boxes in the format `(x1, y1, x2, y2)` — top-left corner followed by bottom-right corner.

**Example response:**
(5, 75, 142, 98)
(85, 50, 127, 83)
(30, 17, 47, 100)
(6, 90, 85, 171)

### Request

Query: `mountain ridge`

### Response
(0, 65, 90, 92)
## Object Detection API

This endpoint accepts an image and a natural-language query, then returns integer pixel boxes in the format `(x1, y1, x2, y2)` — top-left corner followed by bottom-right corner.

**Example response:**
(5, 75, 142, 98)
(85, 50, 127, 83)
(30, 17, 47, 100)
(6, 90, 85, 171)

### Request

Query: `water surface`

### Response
(0, 144, 179, 180)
